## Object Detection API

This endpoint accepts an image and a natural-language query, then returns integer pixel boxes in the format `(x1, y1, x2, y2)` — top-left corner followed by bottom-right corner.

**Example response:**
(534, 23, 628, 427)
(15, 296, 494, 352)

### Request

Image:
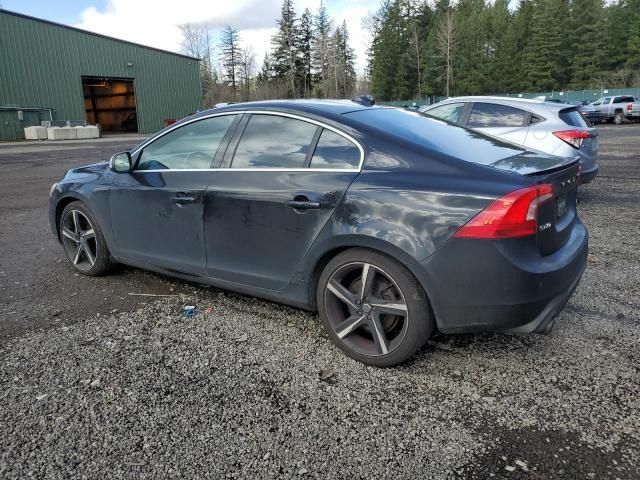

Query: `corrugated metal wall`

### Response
(0, 10, 201, 140)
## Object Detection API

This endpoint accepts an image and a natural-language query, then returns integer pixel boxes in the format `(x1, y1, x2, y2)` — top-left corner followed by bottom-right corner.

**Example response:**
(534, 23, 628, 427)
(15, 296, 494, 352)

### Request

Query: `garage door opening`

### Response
(82, 76, 138, 133)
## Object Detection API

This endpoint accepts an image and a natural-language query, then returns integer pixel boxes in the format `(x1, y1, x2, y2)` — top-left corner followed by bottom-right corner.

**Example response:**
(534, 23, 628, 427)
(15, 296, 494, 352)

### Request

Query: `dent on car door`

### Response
(109, 114, 239, 274)
(203, 113, 362, 291)
(466, 102, 528, 145)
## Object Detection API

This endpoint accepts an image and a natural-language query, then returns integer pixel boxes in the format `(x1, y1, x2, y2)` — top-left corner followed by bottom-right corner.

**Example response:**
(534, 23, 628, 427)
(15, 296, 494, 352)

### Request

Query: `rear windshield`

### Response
(345, 108, 524, 166)
(559, 108, 588, 128)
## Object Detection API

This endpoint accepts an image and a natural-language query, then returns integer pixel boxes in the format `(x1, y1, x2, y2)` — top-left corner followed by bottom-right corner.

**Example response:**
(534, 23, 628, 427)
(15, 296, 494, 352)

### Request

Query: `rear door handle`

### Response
(172, 192, 196, 204)
(286, 199, 321, 210)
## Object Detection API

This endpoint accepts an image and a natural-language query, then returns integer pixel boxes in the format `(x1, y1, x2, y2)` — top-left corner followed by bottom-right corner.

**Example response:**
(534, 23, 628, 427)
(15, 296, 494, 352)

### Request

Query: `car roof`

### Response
(195, 99, 378, 117)
(425, 96, 574, 114)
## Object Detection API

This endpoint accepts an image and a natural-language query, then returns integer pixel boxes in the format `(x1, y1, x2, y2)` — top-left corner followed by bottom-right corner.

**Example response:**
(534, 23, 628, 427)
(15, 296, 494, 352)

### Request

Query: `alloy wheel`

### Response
(324, 262, 409, 357)
(61, 209, 97, 272)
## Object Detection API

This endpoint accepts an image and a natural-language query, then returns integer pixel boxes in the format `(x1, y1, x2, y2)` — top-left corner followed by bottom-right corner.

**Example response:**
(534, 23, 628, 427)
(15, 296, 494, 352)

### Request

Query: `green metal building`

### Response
(0, 9, 201, 140)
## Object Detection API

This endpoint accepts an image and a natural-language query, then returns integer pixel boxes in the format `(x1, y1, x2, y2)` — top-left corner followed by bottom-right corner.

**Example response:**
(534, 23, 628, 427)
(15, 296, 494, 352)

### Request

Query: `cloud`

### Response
(74, 0, 374, 73)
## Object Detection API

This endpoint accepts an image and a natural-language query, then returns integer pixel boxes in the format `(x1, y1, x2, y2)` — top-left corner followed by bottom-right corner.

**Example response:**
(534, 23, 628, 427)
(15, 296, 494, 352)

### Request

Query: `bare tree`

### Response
(239, 46, 256, 101)
(180, 22, 218, 107)
(436, 11, 456, 97)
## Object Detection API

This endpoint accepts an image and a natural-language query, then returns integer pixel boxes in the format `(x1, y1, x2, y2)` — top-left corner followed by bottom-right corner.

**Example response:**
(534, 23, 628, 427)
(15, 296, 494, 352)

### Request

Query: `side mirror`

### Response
(110, 151, 133, 173)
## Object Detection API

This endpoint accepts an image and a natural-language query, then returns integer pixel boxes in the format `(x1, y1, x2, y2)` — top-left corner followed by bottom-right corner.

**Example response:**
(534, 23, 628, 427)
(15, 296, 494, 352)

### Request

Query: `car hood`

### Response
(63, 161, 110, 181)
(489, 152, 578, 175)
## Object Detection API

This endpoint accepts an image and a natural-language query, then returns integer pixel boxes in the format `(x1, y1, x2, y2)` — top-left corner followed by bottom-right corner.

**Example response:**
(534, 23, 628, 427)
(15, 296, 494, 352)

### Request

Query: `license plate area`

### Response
(556, 195, 567, 218)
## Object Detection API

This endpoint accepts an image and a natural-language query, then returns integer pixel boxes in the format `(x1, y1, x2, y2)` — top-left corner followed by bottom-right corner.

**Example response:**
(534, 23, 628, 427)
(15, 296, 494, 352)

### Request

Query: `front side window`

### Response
(309, 129, 360, 169)
(467, 103, 527, 128)
(137, 115, 237, 170)
(424, 103, 465, 124)
(231, 114, 318, 169)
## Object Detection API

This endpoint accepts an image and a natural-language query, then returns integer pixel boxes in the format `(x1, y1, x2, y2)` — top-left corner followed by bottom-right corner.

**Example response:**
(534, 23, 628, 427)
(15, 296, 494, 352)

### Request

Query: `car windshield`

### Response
(346, 107, 525, 166)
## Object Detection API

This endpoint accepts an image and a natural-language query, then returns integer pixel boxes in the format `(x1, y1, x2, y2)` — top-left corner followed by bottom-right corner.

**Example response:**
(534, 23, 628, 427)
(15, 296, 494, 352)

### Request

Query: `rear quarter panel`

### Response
(294, 139, 531, 304)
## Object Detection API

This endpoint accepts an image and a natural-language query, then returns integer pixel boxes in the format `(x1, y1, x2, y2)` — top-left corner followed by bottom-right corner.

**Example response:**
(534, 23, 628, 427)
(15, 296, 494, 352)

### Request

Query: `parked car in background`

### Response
(591, 95, 640, 124)
(573, 102, 603, 125)
(420, 96, 599, 182)
(48, 100, 588, 366)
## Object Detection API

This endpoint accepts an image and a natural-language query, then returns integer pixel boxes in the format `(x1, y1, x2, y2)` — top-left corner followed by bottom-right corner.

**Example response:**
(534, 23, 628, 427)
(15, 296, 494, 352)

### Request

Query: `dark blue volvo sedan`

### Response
(49, 100, 588, 366)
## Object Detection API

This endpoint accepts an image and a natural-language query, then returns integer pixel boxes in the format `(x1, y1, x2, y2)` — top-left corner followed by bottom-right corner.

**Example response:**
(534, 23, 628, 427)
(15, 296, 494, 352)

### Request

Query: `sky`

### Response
(1, 0, 378, 73)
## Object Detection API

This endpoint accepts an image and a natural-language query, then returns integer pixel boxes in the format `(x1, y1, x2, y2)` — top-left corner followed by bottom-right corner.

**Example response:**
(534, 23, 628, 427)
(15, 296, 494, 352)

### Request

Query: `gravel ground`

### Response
(1, 126, 639, 479)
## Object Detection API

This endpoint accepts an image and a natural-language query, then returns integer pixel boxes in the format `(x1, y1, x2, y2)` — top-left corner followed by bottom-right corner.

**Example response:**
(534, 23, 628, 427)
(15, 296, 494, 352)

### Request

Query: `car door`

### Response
(203, 112, 362, 291)
(109, 114, 239, 275)
(597, 97, 612, 116)
(464, 102, 529, 145)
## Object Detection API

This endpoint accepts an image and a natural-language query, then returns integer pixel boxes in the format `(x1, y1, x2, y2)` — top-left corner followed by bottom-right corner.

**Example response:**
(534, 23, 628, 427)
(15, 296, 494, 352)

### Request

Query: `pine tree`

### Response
(624, 0, 640, 68)
(312, 0, 334, 97)
(332, 21, 357, 98)
(298, 9, 314, 97)
(219, 25, 242, 101)
(421, 0, 449, 98)
(523, 0, 569, 91)
(271, 0, 300, 97)
(370, 0, 404, 100)
(569, 0, 606, 88)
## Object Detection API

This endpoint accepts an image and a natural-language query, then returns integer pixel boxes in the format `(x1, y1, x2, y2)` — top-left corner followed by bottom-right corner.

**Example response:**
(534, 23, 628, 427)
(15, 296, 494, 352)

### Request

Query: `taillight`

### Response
(453, 184, 554, 239)
(627, 103, 632, 111)
(553, 129, 592, 149)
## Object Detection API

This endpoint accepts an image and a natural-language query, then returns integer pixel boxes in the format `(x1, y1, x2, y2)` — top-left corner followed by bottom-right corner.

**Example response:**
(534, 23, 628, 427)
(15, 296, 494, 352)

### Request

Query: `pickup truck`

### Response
(591, 95, 640, 124)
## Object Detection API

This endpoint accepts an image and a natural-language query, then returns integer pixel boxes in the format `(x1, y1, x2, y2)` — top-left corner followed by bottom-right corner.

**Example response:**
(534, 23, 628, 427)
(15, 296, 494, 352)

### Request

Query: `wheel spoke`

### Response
(72, 245, 83, 265)
(84, 244, 96, 266)
(370, 313, 389, 355)
(81, 228, 95, 240)
(327, 279, 358, 309)
(72, 210, 80, 234)
(62, 227, 78, 243)
(370, 300, 408, 317)
(359, 263, 376, 301)
(334, 314, 367, 339)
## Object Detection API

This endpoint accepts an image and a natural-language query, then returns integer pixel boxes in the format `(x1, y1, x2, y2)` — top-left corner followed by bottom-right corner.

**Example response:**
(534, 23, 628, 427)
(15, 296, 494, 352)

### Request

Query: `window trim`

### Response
(130, 110, 365, 173)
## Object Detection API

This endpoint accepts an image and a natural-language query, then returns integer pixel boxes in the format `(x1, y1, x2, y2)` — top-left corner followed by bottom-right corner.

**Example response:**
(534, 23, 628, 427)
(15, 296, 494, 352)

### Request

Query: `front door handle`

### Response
(172, 192, 196, 205)
(286, 199, 321, 210)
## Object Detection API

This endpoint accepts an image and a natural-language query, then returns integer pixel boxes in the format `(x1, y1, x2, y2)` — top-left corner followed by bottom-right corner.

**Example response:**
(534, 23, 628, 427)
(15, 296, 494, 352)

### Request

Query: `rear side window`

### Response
(231, 115, 318, 169)
(345, 108, 525, 167)
(559, 108, 588, 128)
(137, 115, 237, 170)
(424, 103, 465, 124)
(467, 103, 527, 128)
(613, 96, 635, 103)
(310, 129, 360, 169)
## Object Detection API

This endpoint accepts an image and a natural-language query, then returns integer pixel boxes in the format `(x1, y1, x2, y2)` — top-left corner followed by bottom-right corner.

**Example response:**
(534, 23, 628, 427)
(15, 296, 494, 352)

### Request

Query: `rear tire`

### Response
(317, 248, 434, 367)
(614, 112, 624, 125)
(59, 201, 113, 276)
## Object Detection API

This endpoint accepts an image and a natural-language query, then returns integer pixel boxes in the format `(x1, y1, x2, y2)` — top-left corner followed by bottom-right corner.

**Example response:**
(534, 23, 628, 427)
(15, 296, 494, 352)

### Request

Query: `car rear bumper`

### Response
(580, 165, 599, 183)
(416, 222, 588, 334)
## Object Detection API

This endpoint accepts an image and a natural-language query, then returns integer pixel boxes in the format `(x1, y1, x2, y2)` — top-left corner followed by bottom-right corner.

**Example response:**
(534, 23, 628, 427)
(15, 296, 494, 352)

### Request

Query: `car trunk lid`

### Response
(487, 152, 580, 256)
(527, 158, 580, 256)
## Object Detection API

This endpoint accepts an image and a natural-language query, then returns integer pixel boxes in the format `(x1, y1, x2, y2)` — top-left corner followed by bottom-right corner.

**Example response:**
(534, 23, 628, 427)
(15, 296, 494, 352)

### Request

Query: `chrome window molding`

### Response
(131, 110, 365, 173)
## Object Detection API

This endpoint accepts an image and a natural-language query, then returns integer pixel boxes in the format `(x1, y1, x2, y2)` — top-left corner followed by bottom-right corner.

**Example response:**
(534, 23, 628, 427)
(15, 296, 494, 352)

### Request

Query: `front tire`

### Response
(317, 248, 434, 366)
(59, 201, 113, 276)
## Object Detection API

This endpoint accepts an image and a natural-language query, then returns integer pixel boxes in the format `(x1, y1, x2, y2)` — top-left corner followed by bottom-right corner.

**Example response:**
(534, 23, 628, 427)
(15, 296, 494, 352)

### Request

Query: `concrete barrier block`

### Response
(86, 125, 100, 138)
(24, 126, 48, 140)
(75, 126, 93, 139)
(47, 127, 77, 140)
